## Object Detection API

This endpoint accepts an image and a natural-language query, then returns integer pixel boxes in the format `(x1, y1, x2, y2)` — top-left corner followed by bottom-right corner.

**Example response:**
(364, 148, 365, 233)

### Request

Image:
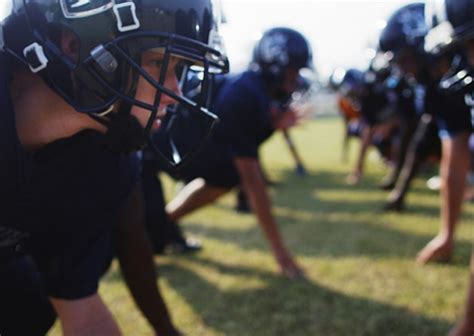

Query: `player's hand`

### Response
(156, 327, 184, 336)
(271, 104, 307, 130)
(346, 171, 362, 185)
(272, 108, 298, 130)
(416, 234, 453, 265)
(447, 319, 474, 336)
(275, 248, 305, 279)
(295, 164, 307, 176)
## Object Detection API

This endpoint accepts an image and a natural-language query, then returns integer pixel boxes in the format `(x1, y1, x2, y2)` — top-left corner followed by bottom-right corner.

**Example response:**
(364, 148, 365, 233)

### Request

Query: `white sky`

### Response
(221, 0, 418, 78)
(0, 0, 419, 79)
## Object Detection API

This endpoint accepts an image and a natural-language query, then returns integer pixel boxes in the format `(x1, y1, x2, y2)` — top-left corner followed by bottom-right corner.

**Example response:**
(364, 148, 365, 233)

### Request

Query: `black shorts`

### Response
(30, 228, 115, 300)
(436, 107, 473, 138)
(435, 93, 473, 138)
(0, 256, 56, 336)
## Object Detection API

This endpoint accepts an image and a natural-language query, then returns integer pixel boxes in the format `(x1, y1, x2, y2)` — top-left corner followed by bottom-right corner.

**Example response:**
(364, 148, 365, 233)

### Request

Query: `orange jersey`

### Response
(338, 97, 359, 121)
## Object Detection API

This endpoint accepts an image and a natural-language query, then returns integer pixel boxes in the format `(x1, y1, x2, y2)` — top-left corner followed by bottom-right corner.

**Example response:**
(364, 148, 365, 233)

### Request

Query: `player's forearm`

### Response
(117, 228, 178, 335)
(440, 136, 470, 238)
(355, 128, 372, 173)
(241, 170, 286, 251)
(283, 130, 305, 167)
(116, 185, 179, 336)
(441, 171, 466, 239)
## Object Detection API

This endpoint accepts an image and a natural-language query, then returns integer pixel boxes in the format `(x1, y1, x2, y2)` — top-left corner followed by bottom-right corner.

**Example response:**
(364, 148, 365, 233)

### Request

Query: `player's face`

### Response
(463, 39, 474, 68)
(281, 68, 300, 96)
(423, 53, 452, 81)
(130, 51, 183, 130)
(393, 49, 420, 78)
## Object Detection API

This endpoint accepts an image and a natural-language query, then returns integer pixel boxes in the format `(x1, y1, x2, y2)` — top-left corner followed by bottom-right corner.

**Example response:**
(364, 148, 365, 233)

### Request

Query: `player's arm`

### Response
(282, 129, 307, 175)
(347, 124, 374, 185)
(234, 157, 304, 278)
(272, 105, 307, 175)
(115, 183, 181, 336)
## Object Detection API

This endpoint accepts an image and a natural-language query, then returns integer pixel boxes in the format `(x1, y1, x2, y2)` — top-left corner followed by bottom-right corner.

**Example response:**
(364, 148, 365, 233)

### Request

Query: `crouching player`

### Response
(146, 27, 312, 278)
(0, 0, 227, 334)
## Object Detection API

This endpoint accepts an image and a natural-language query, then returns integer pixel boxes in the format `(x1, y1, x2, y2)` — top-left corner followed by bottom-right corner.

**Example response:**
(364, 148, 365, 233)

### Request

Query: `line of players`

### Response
(0, 0, 315, 335)
(1, 0, 473, 335)
(332, 2, 474, 335)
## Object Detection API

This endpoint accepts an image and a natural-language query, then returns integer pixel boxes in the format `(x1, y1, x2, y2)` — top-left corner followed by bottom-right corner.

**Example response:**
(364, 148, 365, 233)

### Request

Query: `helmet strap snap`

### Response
(23, 42, 49, 73)
(113, 2, 140, 33)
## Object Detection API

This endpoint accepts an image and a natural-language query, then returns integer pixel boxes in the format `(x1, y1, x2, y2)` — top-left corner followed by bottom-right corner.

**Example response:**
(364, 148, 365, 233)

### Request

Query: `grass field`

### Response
(51, 116, 474, 336)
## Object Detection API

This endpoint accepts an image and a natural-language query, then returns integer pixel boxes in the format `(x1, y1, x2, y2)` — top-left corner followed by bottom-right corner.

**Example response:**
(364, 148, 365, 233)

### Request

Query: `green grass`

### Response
(50, 117, 473, 336)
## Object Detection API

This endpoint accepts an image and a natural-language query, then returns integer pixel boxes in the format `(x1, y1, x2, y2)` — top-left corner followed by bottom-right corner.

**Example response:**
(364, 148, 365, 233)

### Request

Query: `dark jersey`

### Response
(0, 57, 33, 250)
(152, 70, 274, 188)
(212, 70, 274, 158)
(0, 58, 140, 299)
(359, 82, 392, 126)
(422, 82, 473, 137)
(393, 79, 418, 121)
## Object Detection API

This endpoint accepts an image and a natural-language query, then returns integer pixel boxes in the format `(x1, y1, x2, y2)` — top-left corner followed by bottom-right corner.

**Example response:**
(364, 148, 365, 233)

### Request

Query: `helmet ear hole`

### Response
(45, 24, 81, 68)
(46, 25, 80, 66)
(60, 29, 80, 65)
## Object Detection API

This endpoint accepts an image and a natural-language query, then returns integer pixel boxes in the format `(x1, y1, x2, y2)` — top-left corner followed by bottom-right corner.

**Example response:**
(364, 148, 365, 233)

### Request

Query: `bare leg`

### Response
(166, 178, 230, 222)
(417, 132, 470, 264)
(51, 294, 121, 336)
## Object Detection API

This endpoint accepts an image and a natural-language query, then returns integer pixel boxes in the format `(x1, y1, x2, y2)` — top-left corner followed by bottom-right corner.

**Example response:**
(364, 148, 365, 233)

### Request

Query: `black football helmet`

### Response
(0, 0, 229, 165)
(338, 68, 365, 98)
(252, 27, 313, 88)
(425, 0, 474, 53)
(379, 3, 428, 61)
(425, 0, 474, 95)
(328, 68, 346, 91)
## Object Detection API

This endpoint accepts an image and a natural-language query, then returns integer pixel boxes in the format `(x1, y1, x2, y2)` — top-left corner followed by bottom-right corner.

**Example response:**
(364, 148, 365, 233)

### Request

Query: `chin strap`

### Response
(86, 104, 147, 154)
(106, 113, 147, 153)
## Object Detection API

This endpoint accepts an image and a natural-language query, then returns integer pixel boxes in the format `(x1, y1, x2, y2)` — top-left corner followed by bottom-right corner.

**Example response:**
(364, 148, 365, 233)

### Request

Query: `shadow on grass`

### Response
(217, 170, 441, 217)
(180, 170, 471, 264)
(183, 216, 472, 265)
(154, 256, 452, 336)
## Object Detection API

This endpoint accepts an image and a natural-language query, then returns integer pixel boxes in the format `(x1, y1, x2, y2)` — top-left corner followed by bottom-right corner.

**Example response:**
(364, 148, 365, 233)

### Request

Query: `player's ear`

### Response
(59, 27, 80, 64)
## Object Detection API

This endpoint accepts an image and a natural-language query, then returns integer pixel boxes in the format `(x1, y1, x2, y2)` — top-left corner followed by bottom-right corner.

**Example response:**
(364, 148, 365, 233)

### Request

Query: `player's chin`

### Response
(130, 108, 165, 131)
(151, 118, 162, 131)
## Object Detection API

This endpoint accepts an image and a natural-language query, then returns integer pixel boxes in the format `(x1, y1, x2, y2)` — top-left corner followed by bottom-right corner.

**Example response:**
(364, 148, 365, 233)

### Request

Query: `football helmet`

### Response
(0, 0, 229, 163)
(252, 27, 313, 88)
(379, 3, 428, 61)
(338, 68, 366, 98)
(425, 0, 474, 53)
(425, 0, 474, 94)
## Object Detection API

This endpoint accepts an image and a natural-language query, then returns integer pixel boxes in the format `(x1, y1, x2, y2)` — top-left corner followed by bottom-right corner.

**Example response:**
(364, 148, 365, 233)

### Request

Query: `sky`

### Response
(220, 0, 418, 78)
(0, 0, 418, 79)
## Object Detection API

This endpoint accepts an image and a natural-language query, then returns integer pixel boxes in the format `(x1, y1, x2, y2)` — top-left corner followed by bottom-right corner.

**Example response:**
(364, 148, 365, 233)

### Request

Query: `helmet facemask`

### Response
(1, 0, 229, 168)
(83, 32, 227, 167)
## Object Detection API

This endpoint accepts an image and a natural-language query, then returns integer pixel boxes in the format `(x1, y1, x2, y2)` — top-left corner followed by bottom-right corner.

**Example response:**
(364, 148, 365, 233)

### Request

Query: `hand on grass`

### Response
(275, 249, 305, 279)
(346, 171, 362, 186)
(156, 327, 184, 336)
(416, 234, 453, 265)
